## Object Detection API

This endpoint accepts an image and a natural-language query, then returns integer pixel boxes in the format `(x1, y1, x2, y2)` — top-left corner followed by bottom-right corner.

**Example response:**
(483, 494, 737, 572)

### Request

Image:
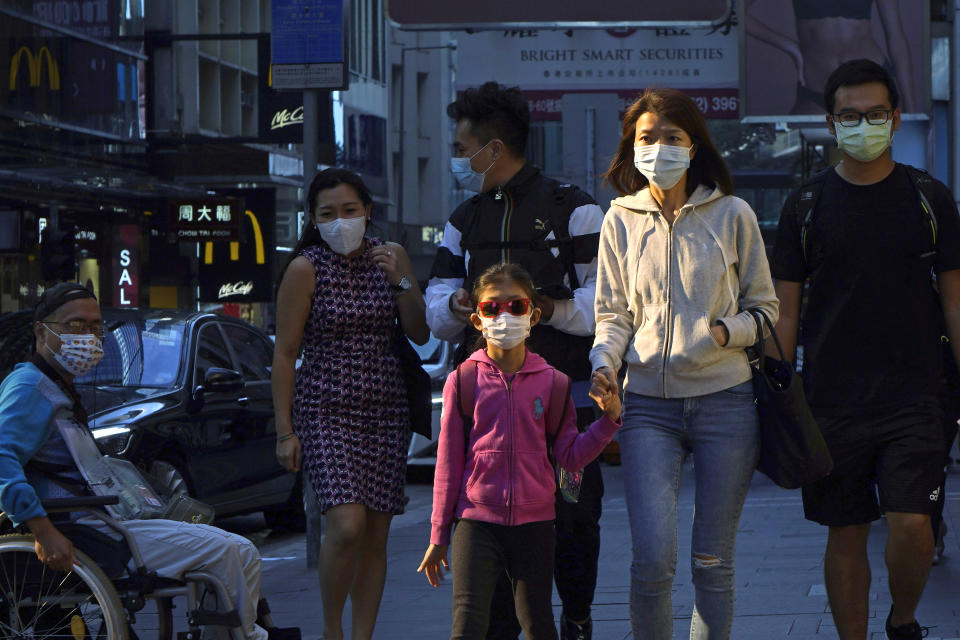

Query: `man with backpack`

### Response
(771, 59, 960, 640)
(425, 82, 605, 640)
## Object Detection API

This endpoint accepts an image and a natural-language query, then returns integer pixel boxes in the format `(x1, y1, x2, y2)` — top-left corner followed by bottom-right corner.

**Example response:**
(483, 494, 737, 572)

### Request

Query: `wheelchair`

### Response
(0, 496, 251, 640)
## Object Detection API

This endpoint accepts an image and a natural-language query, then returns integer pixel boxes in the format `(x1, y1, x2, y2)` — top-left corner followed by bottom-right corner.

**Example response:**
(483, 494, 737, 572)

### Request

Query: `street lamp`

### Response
(396, 43, 456, 245)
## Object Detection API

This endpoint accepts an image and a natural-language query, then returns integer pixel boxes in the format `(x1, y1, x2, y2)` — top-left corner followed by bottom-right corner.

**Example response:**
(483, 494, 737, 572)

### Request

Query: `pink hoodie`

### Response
(430, 349, 621, 546)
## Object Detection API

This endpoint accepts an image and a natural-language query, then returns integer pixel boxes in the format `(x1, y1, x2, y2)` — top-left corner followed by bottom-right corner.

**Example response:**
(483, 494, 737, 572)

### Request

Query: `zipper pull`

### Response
(495, 186, 503, 200)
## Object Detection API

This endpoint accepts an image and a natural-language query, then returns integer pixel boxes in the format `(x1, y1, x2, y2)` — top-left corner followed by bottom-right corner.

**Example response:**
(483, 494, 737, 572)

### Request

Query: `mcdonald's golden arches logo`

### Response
(9, 46, 60, 91)
(203, 210, 265, 266)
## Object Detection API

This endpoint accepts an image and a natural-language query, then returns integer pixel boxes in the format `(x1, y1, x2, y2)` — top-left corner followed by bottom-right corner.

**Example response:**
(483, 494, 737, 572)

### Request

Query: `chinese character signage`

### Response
(270, 0, 348, 90)
(455, 27, 738, 120)
(169, 198, 243, 241)
(388, 0, 731, 28)
(198, 189, 275, 303)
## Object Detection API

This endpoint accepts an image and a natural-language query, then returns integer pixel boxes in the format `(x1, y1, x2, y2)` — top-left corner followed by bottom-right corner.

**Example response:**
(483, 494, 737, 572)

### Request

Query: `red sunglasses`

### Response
(477, 298, 532, 318)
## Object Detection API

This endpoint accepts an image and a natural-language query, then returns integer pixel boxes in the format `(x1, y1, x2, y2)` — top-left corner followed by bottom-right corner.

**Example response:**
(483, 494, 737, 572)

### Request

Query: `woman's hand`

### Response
(589, 368, 622, 421)
(368, 244, 404, 286)
(710, 322, 729, 347)
(276, 433, 302, 473)
(417, 544, 449, 587)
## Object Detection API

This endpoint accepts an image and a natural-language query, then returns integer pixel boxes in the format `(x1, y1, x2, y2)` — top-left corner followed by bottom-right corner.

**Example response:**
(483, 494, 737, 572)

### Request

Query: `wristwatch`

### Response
(391, 276, 413, 293)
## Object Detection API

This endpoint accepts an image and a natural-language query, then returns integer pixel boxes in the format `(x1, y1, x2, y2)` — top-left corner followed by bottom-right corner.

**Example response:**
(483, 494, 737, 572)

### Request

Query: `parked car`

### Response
(406, 335, 456, 466)
(73, 309, 303, 528)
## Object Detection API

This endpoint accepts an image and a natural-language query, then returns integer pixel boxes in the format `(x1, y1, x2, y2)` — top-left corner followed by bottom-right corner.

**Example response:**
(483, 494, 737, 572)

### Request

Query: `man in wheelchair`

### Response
(0, 282, 299, 640)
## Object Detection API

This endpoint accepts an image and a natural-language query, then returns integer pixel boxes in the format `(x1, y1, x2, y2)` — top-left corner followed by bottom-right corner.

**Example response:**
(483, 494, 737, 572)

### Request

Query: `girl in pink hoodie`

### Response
(418, 263, 621, 640)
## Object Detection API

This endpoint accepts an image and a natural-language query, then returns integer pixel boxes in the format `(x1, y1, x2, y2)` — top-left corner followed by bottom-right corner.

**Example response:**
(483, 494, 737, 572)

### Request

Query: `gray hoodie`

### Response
(590, 184, 779, 398)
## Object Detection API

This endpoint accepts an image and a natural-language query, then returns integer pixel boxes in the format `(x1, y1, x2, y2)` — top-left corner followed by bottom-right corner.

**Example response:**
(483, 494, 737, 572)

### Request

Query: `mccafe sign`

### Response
(271, 106, 303, 131)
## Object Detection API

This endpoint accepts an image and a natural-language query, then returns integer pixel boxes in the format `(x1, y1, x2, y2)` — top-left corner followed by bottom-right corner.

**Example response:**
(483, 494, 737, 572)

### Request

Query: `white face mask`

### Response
(479, 312, 532, 350)
(315, 216, 367, 256)
(633, 143, 692, 191)
(835, 119, 893, 162)
(43, 324, 104, 377)
(450, 141, 496, 193)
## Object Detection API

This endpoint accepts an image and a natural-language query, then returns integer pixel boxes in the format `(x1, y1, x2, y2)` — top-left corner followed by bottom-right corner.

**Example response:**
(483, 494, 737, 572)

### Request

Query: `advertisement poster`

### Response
(455, 27, 739, 120)
(742, 0, 927, 120)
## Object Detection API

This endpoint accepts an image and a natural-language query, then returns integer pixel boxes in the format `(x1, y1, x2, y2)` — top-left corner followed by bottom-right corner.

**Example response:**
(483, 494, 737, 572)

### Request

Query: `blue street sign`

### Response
(270, 0, 347, 89)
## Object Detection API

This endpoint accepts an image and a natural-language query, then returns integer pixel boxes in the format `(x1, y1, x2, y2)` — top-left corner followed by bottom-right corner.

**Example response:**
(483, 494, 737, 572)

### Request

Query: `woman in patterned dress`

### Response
(272, 168, 428, 640)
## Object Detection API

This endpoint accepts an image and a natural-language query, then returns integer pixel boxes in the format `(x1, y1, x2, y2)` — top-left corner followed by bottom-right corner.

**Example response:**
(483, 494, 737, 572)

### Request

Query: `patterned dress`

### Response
(292, 238, 409, 515)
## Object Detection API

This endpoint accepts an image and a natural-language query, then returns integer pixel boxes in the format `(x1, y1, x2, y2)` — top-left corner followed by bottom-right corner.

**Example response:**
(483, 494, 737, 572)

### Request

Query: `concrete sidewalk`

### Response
(253, 459, 960, 640)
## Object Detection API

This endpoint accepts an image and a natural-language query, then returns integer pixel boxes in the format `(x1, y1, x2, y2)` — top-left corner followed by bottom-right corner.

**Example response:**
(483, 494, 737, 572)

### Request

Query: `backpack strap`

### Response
(550, 186, 582, 291)
(456, 360, 478, 457)
(797, 169, 831, 270)
(902, 164, 938, 252)
(544, 369, 572, 456)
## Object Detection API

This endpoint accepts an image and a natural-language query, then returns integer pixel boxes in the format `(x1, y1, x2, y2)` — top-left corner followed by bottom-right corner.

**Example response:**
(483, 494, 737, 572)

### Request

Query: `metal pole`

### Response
(585, 107, 596, 200)
(303, 89, 320, 205)
(396, 45, 456, 246)
(398, 48, 407, 244)
(953, 0, 960, 198)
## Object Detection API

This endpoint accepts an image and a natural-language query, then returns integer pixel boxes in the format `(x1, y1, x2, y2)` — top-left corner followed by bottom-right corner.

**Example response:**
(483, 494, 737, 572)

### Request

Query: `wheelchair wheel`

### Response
(0, 534, 128, 640)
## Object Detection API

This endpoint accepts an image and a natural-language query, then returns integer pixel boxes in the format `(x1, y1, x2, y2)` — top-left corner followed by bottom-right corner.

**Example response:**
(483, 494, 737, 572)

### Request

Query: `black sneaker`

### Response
(560, 614, 592, 640)
(885, 606, 928, 639)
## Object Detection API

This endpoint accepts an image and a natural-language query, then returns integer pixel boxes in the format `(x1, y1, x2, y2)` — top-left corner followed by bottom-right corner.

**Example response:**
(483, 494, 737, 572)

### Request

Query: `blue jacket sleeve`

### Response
(0, 370, 61, 525)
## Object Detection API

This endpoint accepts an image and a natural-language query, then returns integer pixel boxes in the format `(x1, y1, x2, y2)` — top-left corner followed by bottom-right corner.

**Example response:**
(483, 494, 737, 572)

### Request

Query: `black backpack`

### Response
(796, 164, 938, 271)
(794, 164, 956, 375)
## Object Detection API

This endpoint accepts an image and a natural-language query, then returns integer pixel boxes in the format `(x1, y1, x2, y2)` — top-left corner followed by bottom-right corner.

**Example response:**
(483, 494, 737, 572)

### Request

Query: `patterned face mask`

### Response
(43, 324, 104, 377)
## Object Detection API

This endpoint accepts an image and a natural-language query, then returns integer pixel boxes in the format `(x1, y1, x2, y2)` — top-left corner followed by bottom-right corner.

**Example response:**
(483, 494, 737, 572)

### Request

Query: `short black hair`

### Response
(823, 59, 900, 114)
(446, 82, 530, 157)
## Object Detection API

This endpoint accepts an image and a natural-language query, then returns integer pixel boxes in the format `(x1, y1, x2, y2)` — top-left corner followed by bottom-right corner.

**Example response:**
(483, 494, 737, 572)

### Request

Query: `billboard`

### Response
(456, 27, 739, 120)
(742, 0, 928, 120)
(388, 0, 733, 29)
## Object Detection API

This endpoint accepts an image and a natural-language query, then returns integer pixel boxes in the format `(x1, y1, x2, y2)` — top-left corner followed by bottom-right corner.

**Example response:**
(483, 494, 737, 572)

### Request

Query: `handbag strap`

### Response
(748, 309, 793, 371)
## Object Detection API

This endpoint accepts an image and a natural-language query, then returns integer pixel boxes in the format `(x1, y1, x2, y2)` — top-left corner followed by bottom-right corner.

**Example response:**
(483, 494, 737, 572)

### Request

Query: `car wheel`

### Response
(262, 476, 306, 533)
(150, 459, 191, 499)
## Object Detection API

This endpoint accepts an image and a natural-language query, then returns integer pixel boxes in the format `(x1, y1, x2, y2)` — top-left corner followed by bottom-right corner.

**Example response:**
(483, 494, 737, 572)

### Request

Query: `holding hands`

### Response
(417, 544, 449, 587)
(589, 366, 622, 421)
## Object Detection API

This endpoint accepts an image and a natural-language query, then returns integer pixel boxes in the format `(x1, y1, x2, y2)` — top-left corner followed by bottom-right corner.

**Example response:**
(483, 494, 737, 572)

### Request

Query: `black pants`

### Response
(486, 409, 604, 639)
(451, 519, 558, 640)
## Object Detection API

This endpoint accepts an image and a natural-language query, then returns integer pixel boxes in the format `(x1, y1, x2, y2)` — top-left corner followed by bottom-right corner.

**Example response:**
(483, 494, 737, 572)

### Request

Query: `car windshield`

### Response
(411, 335, 443, 365)
(76, 317, 185, 387)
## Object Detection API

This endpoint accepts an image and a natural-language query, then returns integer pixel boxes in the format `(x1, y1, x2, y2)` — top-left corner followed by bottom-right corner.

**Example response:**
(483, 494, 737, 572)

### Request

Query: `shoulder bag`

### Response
(749, 309, 833, 489)
(393, 321, 433, 438)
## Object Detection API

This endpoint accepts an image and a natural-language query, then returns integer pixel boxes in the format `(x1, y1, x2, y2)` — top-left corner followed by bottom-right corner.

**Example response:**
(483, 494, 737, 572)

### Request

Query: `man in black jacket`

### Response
(425, 82, 605, 640)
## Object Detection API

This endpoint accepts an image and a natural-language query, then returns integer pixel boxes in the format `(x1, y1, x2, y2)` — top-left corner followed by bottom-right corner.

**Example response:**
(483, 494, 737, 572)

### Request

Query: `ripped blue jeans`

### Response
(620, 381, 759, 640)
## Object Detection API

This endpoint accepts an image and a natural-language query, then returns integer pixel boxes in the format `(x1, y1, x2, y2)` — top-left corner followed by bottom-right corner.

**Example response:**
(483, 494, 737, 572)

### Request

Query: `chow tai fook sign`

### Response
(169, 198, 243, 241)
(388, 0, 732, 28)
(456, 27, 739, 120)
(112, 225, 139, 307)
(198, 189, 276, 303)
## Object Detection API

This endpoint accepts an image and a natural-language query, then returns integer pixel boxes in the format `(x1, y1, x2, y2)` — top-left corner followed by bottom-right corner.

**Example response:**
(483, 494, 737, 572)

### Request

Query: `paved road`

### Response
(245, 455, 960, 640)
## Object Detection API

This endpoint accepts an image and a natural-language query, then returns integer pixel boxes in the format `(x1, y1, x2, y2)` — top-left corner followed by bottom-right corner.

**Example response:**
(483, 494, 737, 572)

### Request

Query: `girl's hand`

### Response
(589, 368, 622, 421)
(368, 244, 404, 285)
(417, 544, 449, 587)
(276, 433, 301, 473)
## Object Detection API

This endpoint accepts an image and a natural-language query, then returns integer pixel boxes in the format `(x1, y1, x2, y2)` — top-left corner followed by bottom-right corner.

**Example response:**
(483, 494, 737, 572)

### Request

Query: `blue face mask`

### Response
(450, 140, 496, 193)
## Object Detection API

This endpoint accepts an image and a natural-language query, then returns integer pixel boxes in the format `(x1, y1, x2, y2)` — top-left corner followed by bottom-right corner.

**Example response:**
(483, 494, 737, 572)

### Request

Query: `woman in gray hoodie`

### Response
(589, 88, 779, 640)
